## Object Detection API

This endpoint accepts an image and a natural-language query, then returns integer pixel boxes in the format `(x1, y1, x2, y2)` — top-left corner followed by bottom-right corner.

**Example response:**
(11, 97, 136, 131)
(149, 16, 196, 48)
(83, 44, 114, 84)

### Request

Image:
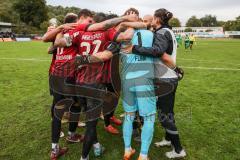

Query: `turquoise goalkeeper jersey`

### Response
(121, 29, 156, 80)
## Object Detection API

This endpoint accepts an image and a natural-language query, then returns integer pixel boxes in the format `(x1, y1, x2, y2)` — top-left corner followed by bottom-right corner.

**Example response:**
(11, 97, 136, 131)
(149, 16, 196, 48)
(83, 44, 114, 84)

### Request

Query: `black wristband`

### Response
(132, 45, 138, 53)
(107, 42, 120, 54)
(75, 55, 91, 65)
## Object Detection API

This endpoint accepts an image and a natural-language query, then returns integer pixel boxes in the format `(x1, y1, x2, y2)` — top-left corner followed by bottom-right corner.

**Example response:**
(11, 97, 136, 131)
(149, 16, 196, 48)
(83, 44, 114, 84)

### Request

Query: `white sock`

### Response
(81, 156, 88, 160)
(93, 142, 100, 148)
(125, 147, 132, 153)
(140, 153, 147, 159)
(68, 131, 75, 136)
(52, 143, 59, 150)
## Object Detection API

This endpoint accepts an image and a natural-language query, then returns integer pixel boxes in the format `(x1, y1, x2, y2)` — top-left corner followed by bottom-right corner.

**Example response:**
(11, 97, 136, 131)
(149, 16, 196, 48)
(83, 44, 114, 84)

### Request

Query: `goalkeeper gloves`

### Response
(75, 55, 91, 66)
(174, 66, 184, 80)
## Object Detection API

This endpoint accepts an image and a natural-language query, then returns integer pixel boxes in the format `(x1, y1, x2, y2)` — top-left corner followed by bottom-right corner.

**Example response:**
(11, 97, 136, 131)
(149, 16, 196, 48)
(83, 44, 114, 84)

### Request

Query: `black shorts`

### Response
(76, 83, 119, 121)
(49, 75, 78, 118)
(190, 41, 194, 45)
(76, 84, 106, 122)
(105, 83, 113, 92)
(157, 78, 178, 114)
(49, 74, 76, 96)
(51, 89, 78, 119)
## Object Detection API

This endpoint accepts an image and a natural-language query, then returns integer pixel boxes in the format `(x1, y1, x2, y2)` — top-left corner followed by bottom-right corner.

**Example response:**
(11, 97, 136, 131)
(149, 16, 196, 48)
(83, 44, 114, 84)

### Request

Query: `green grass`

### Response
(0, 40, 240, 160)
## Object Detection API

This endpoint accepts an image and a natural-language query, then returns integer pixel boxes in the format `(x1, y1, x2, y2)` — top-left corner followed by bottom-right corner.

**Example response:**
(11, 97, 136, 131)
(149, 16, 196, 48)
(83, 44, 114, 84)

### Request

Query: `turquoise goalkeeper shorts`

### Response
(122, 78, 156, 116)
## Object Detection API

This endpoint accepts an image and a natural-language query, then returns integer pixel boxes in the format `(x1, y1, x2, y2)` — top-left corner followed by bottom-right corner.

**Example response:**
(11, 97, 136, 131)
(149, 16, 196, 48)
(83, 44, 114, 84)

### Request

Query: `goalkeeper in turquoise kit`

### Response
(121, 29, 157, 160)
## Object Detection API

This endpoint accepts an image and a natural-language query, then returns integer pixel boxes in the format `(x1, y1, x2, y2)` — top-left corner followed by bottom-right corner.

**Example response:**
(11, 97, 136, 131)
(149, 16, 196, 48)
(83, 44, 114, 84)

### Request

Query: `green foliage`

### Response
(47, 5, 80, 19)
(169, 17, 181, 27)
(185, 14, 240, 31)
(13, 0, 48, 28)
(185, 27, 193, 32)
(200, 15, 218, 27)
(205, 29, 213, 32)
(40, 21, 49, 32)
(217, 21, 225, 27)
(0, 1, 81, 34)
(186, 16, 202, 27)
(2, 1, 240, 33)
(223, 16, 240, 31)
(47, 5, 81, 25)
(56, 15, 65, 25)
(0, 0, 19, 23)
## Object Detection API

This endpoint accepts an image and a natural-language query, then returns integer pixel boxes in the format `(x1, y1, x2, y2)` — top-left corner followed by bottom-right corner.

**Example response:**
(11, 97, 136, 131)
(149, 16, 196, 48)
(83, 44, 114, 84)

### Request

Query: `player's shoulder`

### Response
(76, 23, 90, 31)
(156, 28, 170, 35)
(156, 28, 173, 40)
(69, 27, 86, 38)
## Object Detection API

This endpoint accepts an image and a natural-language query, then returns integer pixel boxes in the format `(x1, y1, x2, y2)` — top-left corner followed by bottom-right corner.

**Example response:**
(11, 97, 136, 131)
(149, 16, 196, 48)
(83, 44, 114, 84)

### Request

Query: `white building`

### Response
(225, 31, 240, 38)
(0, 22, 15, 32)
(173, 27, 225, 38)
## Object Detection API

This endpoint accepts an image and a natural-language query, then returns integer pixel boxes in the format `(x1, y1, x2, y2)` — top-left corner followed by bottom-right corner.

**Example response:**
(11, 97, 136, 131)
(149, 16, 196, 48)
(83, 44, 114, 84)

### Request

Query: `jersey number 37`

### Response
(80, 40, 102, 55)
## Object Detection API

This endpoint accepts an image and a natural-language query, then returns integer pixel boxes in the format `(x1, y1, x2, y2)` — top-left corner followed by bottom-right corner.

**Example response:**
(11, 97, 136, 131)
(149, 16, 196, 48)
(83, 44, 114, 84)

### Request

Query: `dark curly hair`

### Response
(154, 8, 173, 25)
(64, 13, 78, 23)
(78, 9, 94, 18)
(124, 8, 139, 16)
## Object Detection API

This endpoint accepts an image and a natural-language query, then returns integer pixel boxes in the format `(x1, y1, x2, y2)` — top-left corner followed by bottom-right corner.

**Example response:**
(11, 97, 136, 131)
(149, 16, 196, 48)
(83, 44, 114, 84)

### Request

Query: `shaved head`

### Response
(143, 14, 153, 30)
(143, 15, 153, 22)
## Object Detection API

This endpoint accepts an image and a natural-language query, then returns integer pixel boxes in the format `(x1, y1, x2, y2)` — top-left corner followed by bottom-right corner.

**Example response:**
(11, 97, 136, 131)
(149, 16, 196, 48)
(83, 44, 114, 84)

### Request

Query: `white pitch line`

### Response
(178, 58, 240, 66)
(1, 57, 240, 71)
(0, 57, 50, 62)
(181, 66, 240, 71)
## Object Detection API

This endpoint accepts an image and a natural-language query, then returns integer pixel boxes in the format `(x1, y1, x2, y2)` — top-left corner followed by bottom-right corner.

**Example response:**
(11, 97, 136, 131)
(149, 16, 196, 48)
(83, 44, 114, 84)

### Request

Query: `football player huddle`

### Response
(43, 7, 186, 160)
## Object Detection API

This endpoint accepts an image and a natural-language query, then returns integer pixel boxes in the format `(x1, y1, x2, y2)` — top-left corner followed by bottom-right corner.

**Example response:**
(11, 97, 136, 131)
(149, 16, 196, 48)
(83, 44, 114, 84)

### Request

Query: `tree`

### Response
(185, 28, 193, 32)
(0, 0, 19, 23)
(13, 0, 48, 28)
(231, 20, 240, 31)
(40, 21, 49, 32)
(56, 15, 65, 25)
(186, 16, 202, 27)
(217, 21, 225, 27)
(223, 16, 240, 31)
(169, 17, 181, 27)
(224, 21, 234, 31)
(200, 15, 218, 27)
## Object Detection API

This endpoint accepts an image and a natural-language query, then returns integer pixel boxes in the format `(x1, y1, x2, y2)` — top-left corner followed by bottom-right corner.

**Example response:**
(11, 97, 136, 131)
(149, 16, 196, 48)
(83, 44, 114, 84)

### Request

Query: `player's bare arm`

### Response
(75, 40, 122, 65)
(161, 53, 176, 69)
(75, 50, 113, 66)
(54, 33, 70, 47)
(76, 28, 134, 64)
(42, 23, 78, 42)
(87, 14, 138, 31)
(118, 22, 147, 30)
(121, 45, 177, 69)
(94, 50, 114, 61)
(116, 28, 135, 42)
(123, 46, 184, 79)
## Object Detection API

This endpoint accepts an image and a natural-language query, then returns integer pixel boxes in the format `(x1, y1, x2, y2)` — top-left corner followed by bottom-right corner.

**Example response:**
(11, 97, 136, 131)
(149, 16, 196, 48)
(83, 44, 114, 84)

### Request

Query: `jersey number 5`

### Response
(81, 40, 102, 55)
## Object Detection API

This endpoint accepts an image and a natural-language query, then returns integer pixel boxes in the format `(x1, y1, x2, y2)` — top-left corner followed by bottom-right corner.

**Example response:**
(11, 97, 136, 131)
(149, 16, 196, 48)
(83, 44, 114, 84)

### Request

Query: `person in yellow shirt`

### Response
(189, 34, 196, 50)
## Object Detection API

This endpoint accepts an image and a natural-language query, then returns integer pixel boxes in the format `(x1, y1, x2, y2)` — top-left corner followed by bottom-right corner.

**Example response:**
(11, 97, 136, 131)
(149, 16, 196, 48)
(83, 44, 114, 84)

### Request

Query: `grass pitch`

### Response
(0, 39, 240, 160)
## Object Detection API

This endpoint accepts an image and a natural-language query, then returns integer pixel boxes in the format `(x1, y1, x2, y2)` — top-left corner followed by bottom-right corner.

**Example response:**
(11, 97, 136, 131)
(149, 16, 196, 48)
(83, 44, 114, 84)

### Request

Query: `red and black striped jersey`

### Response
(50, 30, 78, 78)
(49, 24, 90, 78)
(71, 27, 119, 84)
